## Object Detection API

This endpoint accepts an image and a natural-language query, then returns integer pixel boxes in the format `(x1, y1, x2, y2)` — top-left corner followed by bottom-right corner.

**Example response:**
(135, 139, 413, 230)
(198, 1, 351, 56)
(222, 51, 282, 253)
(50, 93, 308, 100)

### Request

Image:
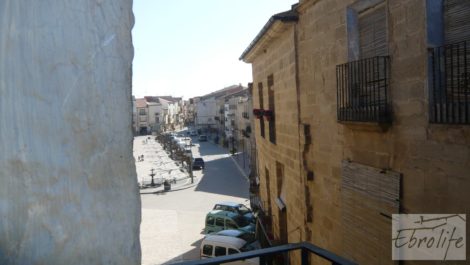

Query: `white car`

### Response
(200, 235, 258, 264)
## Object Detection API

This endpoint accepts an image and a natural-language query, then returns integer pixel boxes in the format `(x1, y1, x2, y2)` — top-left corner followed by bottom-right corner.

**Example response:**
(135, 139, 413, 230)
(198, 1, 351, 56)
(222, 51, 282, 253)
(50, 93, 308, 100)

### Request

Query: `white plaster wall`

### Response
(0, 1, 141, 264)
(196, 98, 217, 126)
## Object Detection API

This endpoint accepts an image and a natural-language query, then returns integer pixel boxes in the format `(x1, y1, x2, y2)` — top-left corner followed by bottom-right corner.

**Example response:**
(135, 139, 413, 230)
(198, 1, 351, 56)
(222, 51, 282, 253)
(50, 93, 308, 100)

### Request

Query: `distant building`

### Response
(133, 96, 184, 134)
(195, 85, 245, 133)
(135, 98, 149, 135)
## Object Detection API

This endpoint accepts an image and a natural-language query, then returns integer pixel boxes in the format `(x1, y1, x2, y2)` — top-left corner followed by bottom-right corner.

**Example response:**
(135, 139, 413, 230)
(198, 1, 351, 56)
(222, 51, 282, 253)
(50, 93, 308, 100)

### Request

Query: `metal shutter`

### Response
(358, 4, 387, 59)
(445, 0, 470, 44)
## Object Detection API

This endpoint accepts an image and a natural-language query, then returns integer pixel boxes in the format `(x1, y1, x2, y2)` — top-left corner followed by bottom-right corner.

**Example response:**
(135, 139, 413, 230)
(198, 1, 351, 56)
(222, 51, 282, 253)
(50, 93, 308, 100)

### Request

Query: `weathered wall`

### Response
(251, 25, 305, 245)
(297, 0, 470, 264)
(0, 1, 141, 264)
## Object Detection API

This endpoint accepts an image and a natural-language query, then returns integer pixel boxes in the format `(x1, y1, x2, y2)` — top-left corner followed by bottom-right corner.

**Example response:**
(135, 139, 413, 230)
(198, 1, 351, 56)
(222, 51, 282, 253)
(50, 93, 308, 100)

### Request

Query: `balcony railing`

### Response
(336, 56, 391, 123)
(173, 241, 357, 265)
(429, 40, 470, 124)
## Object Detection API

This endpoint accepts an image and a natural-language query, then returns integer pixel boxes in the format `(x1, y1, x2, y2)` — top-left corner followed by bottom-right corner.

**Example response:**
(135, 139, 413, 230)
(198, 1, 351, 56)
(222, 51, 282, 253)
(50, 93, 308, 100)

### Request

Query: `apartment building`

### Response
(241, 0, 470, 264)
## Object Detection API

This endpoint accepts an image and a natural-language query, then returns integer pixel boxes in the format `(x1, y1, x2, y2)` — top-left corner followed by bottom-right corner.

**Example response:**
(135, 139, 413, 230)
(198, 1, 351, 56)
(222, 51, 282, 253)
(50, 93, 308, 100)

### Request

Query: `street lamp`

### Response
(149, 168, 156, 186)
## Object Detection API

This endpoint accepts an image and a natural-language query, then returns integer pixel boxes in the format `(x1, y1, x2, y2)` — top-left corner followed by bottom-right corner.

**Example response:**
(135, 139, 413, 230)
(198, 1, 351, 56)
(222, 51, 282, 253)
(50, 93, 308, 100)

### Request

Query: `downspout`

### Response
(294, 21, 306, 242)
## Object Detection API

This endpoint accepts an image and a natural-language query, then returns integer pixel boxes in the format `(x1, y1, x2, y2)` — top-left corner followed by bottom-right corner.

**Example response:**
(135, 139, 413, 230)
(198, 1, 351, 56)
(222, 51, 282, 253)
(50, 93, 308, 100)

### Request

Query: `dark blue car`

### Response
(192, 157, 205, 170)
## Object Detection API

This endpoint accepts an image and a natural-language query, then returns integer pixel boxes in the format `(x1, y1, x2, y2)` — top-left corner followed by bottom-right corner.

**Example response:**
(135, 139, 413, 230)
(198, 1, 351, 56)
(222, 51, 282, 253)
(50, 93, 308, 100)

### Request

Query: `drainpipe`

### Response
(294, 21, 307, 243)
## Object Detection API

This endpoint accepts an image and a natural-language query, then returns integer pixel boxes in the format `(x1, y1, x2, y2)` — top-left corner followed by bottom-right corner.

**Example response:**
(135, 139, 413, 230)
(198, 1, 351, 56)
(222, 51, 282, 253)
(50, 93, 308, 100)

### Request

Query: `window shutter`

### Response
(444, 0, 470, 44)
(358, 4, 387, 59)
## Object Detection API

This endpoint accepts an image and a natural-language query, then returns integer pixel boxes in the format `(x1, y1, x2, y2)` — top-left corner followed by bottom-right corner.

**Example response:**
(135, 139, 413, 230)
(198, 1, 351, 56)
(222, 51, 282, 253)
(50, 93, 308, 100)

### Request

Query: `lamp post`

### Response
(189, 153, 194, 184)
(149, 168, 156, 186)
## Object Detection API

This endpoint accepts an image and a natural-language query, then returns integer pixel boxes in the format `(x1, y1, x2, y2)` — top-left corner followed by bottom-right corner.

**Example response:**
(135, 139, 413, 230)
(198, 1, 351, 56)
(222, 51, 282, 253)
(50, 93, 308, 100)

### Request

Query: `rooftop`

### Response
(240, 5, 298, 62)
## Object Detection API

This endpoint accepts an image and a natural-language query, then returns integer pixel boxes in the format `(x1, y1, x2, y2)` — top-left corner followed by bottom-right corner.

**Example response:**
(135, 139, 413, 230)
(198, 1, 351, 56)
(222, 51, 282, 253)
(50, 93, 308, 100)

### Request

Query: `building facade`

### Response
(195, 85, 245, 134)
(135, 98, 149, 134)
(241, 0, 470, 264)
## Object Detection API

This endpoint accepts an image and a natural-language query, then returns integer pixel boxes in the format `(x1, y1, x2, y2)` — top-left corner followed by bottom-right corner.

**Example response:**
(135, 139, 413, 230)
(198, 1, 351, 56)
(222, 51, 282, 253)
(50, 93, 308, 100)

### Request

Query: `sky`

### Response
(132, 0, 296, 99)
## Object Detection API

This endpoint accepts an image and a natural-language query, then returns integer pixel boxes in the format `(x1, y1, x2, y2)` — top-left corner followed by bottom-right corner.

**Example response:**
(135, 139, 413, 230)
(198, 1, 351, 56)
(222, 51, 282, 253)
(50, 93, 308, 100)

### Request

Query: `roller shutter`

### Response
(358, 4, 387, 58)
(444, 0, 470, 44)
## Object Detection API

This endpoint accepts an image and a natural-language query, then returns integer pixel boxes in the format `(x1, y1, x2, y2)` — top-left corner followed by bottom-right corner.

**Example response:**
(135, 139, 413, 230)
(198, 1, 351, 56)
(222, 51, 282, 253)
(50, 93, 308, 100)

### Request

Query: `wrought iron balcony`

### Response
(173, 241, 356, 265)
(336, 56, 391, 123)
(429, 40, 470, 124)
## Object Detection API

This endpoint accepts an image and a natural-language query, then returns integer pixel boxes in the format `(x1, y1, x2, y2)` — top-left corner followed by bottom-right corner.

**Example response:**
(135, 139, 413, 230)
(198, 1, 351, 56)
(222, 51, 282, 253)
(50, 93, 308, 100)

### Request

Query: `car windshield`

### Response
(240, 243, 256, 252)
(195, 158, 203, 162)
(238, 232, 256, 243)
(233, 215, 249, 227)
(238, 205, 251, 214)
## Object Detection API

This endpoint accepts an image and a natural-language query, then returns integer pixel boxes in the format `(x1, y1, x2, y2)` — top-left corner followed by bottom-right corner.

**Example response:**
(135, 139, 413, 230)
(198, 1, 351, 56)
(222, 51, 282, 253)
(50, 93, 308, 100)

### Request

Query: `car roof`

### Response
(207, 210, 238, 218)
(216, 202, 242, 207)
(215, 229, 244, 237)
(202, 235, 247, 249)
(194, 157, 204, 161)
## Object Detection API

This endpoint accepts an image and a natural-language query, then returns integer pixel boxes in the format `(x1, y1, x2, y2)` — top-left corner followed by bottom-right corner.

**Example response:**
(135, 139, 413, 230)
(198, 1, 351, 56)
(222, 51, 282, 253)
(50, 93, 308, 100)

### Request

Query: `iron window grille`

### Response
(429, 40, 470, 124)
(336, 56, 391, 123)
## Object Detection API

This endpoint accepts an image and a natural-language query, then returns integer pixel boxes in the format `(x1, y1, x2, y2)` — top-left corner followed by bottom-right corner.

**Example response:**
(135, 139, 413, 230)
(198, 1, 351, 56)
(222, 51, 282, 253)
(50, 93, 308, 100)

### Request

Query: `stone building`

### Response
(241, 0, 470, 264)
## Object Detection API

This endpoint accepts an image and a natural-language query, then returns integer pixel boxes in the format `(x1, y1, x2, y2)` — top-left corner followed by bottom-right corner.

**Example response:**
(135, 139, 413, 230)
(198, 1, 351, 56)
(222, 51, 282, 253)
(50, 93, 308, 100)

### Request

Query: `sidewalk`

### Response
(134, 135, 200, 195)
(206, 133, 251, 181)
(230, 152, 250, 182)
(139, 176, 200, 194)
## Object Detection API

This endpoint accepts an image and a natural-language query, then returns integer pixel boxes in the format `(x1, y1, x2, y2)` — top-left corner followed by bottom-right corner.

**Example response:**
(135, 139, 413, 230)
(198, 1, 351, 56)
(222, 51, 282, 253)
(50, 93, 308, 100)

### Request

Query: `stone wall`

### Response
(0, 1, 141, 264)
(246, 0, 469, 264)
(251, 25, 305, 245)
(297, 0, 470, 264)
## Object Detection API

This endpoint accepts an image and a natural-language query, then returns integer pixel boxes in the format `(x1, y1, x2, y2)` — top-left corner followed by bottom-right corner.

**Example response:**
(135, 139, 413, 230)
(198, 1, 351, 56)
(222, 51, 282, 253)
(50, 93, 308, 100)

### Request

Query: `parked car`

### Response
(190, 130, 198, 136)
(198, 134, 208, 141)
(193, 157, 205, 169)
(200, 235, 259, 264)
(204, 210, 255, 234)
(213, 202, 255, 223)
(214, 229, 257, 244)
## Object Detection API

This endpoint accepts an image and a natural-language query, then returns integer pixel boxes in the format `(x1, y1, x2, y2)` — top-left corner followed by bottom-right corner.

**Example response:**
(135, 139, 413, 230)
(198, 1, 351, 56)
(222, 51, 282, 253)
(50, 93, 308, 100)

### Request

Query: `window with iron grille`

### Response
(337, 56, 391, 122)
(258, 82, 265, 138)
(429, 0, 470, 124)
(338, 2, 391, 123)
(267, 75, 276, 144)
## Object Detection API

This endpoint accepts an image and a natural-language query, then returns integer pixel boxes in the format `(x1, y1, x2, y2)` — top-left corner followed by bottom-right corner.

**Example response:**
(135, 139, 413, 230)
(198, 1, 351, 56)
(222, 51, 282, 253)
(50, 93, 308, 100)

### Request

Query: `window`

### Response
(226, 219, 238, 229)
(338, 1, 391, 123)
(258, 82, 265, 138)
(215, 218, 224, 227)
(429, 0, 470, 124)
(228, 248, 239, 255)
(206, 216, 214, 226)
(358, 4, 387, 59)
(202, 245, 213, 256)
(267, 75, 276, 144)
(139, 109, 146, 115)
(214, 246, 226, 257)
(265, 167, 272, 216)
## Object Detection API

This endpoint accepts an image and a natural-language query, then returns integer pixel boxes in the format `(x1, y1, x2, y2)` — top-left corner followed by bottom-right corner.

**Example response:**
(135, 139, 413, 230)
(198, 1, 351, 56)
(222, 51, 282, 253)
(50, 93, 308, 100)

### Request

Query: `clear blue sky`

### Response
(132, 0, 296, 99)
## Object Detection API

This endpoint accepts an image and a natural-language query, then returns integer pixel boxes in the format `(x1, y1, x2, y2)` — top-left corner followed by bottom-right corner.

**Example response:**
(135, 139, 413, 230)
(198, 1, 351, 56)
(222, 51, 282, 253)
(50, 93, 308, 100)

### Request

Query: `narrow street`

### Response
(138, 134, 250, 265)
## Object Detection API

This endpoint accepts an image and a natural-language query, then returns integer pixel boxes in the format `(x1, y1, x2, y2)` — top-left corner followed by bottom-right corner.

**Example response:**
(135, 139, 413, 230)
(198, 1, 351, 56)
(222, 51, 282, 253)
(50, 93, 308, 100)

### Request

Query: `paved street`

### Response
(137, 134, 250, 265)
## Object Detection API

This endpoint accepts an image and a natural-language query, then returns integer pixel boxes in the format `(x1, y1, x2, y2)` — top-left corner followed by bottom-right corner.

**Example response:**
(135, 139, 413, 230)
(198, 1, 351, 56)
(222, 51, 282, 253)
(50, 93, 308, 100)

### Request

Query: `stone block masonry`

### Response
(0, 1, 141, 264)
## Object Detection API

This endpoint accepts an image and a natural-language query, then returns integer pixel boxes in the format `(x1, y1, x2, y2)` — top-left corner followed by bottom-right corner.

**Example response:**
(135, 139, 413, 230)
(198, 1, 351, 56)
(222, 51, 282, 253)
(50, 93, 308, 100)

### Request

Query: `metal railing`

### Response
(173, 242, 357, 265)
(429, 40, 470, 124)
(336, 56, 391, 123)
